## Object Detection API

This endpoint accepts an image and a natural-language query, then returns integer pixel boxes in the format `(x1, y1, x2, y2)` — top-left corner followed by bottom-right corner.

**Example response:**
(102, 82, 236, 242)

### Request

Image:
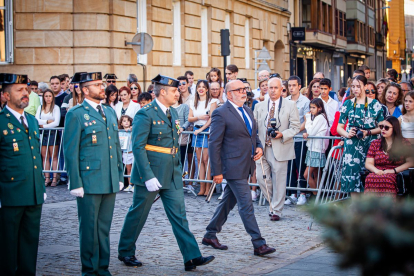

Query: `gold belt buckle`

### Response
(171, 146, 177, 155)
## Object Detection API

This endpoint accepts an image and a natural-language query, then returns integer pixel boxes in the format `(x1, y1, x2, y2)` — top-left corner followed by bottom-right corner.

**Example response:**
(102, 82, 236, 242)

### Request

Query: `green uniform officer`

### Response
(0, 73, 46, 276)
(63, 72, 124, 276)
(117, 74, 214, 271)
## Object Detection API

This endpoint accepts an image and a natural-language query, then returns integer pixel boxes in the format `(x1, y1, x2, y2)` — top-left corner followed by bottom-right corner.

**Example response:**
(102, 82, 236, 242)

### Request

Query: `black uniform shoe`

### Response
(118, 255, 143, 267)
(184, 256, 215, 271)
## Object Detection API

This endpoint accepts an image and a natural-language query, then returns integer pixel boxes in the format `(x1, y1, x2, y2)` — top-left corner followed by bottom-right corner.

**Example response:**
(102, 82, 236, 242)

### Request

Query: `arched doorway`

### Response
(274, 40, 285, 76)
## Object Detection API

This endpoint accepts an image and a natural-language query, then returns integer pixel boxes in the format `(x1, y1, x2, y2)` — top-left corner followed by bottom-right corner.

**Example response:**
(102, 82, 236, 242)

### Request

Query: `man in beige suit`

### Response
(254, 77, 300, 221)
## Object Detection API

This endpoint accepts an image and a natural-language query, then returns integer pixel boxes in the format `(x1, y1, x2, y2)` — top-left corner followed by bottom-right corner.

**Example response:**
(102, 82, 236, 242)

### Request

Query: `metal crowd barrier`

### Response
(39, 128, 348, 203)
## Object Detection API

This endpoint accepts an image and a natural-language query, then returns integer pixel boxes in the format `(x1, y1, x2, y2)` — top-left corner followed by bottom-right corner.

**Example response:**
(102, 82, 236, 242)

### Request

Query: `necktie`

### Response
(20, 116, 29, 133)
(166, 109, 172, 123)
(265, 102, 275, 146)
(96, 105, 106, 120)
(238, 107, 254, 156)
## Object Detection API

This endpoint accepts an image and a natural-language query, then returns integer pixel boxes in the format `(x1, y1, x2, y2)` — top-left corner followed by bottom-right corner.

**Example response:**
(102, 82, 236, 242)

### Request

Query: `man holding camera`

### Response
(254, 77, 300, 221)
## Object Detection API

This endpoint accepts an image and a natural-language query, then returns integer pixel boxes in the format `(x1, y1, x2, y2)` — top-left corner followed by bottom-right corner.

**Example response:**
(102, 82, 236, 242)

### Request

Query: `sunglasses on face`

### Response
(131, 87, 138, 90)
(282, 89, 287, 92)
(179, 82, 187, 86)
(379, 125, 393, 131)
(74, 85, 79, 88)
(106, 80, 116, 84)
(365, 89, 376, 94)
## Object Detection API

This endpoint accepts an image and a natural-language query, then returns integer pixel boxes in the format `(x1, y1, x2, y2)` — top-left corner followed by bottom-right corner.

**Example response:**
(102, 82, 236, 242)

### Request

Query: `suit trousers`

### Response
(77, 193, 116, 276)
(256, 146, 288, 216)
(0, 204, 42, 276)
(204, 179, 266, 249)
(118, 184, 201, 263)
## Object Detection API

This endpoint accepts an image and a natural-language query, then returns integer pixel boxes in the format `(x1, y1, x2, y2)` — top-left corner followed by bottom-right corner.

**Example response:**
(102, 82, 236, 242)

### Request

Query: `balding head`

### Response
(268, 77, 283, 101)
(313, 72, 324, 79)
(226, 80, 246, 107)
(258, 70, 270, 82)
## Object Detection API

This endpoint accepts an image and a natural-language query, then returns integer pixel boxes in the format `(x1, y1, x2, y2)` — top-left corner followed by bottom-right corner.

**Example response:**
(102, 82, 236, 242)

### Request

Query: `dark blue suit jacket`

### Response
(208, 100, 262, 180)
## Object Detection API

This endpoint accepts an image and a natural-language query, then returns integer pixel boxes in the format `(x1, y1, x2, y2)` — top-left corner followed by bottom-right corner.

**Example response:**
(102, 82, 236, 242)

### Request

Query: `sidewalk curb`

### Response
(226, 240, 325, 276)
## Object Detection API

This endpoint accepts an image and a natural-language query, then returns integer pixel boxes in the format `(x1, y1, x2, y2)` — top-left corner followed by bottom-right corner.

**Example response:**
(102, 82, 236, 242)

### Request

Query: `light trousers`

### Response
(256, 146, 288, 216)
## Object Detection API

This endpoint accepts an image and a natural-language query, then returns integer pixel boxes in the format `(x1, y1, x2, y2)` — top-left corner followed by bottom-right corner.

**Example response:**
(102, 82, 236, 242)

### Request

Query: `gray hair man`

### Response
(127, 74, 138, 87)
(203, 79, 276, 256)
(254, 77, 300, 221)
(253, 70, 270, 99)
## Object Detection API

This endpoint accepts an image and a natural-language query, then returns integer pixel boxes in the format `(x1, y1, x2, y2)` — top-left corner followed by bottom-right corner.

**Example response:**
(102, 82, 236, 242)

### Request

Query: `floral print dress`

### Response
(339, 99, 385, 193)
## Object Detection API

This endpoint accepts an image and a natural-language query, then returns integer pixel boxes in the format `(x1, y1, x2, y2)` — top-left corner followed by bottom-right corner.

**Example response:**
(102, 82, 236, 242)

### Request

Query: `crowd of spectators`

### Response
(1, 65, 413, 209)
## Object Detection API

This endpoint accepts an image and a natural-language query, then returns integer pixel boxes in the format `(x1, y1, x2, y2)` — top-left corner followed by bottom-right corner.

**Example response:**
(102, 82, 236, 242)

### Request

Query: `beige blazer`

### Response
(254, 98, 300, 161)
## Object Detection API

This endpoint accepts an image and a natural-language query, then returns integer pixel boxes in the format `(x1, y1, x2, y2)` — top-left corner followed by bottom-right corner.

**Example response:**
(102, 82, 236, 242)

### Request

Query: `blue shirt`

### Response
(287, 94, 310, 141)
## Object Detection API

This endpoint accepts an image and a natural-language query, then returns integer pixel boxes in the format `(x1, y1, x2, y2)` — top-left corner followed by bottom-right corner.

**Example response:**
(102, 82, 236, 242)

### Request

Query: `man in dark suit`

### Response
(0, 73, 46, 275)
(202, 80, 276, 256)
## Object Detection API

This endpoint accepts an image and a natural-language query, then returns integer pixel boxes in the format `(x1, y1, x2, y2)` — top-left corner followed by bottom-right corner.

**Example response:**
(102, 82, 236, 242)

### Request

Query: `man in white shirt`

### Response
(319, 78, 338, 128)
(185, 71, 196, 95)
(252, 70, 270, 99)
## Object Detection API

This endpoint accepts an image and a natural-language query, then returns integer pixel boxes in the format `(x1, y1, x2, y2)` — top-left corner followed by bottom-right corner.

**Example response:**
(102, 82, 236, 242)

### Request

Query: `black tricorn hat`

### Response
(104, 73, 118, 80)
(0, 73, 29, 85)
(71, 72, 87, 84)
(151, 74, 179, 88)
(79, 72, 102, 83)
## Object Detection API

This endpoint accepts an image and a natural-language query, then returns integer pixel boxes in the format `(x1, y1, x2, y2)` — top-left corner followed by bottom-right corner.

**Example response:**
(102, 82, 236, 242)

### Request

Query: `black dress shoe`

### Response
(184, 256, 215, 271)
(118, 255, 143, 267)
(254, 244, 276, 256)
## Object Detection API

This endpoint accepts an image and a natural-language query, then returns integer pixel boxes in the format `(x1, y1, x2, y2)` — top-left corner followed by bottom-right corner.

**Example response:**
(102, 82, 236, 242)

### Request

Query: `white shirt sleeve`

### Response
(43, 106, 61, 128)
(306, 115, 328, 136)
(35, 106, 47, 125)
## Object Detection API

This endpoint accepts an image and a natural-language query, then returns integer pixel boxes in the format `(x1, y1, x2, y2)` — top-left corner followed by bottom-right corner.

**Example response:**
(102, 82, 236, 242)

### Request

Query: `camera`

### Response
(246, 91, 254, 98)
(351, 126, 364, 139)
(267, 118, 279, 138)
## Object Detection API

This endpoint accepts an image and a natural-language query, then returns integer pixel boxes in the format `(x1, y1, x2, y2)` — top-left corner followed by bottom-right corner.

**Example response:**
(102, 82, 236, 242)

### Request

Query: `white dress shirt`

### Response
(155, 98, 168, 115)
(319, 96, 338, 127)
(190, 83, 196, 95)
(6, 105, 28, 126)
(84, 98, 105, 116)
(228, 100, 252, 127)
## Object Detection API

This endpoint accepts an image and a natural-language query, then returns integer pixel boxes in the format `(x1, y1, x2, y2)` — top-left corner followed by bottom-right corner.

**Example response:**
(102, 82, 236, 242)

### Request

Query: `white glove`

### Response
(70, 187, 84, 198)
(44, 193, 47, 201)
(145, 178, 162, 192)
(119, 182, 124, 191)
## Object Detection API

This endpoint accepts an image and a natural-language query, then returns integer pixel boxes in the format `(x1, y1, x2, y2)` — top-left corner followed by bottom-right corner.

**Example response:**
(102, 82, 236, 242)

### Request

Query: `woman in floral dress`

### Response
(336, 75, 385, 195)
(364, 116, 413, 198)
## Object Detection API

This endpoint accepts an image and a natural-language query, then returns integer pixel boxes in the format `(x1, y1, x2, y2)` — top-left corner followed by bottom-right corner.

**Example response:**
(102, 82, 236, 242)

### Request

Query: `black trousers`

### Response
(286, 141, 308, 196)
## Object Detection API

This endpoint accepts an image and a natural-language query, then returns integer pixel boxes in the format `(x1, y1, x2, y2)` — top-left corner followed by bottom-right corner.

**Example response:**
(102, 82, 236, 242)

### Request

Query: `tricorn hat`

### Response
(0, 73, 29, 85)
(71, 72, 87, 84)
(79, 72, 102, 83)
(151, 74, 179, 88)
(104, 73, 118, 80)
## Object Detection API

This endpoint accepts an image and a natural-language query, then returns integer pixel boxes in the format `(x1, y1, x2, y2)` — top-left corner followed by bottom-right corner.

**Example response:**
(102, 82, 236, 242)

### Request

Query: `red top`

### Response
(330, 111, 347, 159)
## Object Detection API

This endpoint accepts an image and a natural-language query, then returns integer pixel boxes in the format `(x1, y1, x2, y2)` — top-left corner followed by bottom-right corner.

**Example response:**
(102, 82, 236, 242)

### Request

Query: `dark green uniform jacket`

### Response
(0, 108, 45, 206)
(131, 100, 182, 189)
(64, 101, 123, 193)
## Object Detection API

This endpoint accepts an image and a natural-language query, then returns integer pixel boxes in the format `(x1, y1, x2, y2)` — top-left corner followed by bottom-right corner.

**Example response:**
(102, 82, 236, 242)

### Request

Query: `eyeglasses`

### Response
(365, 89, 376, 94)
(229, 87, 247, 94)
(379, 125, 393, 131)
(74, 85, 79, 88)
(179, 82, 187, 86)
(106, 80, 116, 84)
(131, 87, 138, 90)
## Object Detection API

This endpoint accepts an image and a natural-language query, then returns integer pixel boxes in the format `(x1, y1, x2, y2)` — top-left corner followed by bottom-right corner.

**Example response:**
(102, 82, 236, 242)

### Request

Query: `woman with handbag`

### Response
(364, 116, 413, 198)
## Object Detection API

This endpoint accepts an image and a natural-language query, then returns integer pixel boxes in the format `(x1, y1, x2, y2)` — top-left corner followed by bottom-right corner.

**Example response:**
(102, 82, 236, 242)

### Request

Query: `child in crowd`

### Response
(118, 115, 134, 192)
(206, 67, 224, 87)
(138, 92, 153, 108)
(302, 98, 330, 202)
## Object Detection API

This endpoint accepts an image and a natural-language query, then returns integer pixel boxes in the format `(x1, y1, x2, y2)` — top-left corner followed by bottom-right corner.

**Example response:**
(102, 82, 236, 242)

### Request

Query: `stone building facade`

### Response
(0, 0, 291, 87)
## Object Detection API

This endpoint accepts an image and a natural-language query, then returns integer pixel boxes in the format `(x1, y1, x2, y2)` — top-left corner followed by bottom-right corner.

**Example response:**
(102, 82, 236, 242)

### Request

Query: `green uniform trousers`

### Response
(0, 204, 42, 276)
(77, 193, 116, 276)
(118, 184, 201, 263)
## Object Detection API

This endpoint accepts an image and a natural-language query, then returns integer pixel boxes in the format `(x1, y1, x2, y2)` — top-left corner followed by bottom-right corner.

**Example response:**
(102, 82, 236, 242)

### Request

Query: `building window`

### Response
(367, 0, 374, 9)
(245, 18, 250, 69)
(336, 11, 346, 37)
(201, 7, 208, 67)
(369, 27, 375, 47)
(0, 0, 13, 64)
(172, 1, 181, 66)
(302, 0, 311, 29)
(346, 20, 355, 42)
(358, 21, 365, 44)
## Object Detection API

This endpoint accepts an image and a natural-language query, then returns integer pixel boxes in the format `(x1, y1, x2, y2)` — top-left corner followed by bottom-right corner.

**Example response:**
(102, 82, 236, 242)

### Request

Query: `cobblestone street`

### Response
(37, 185, 324, 275)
